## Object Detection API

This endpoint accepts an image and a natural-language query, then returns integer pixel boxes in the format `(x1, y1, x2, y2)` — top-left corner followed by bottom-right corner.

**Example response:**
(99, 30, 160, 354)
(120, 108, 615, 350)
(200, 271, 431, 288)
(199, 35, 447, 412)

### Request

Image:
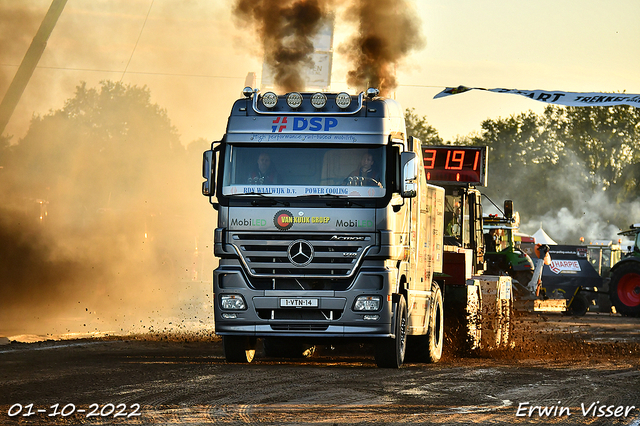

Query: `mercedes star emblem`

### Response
(287, 240, 314, 267)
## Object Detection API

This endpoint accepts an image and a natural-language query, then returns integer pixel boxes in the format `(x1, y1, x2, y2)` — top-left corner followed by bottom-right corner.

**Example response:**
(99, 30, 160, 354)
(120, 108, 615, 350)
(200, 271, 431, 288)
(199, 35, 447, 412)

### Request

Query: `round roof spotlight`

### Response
(286, 92, 303, 109)
(262, 92, 278, 108)
(366, 87, 380, 98)
(242, 86, 254, 98)
(335, 92, 352, 109)
(310, 92, 327, 109)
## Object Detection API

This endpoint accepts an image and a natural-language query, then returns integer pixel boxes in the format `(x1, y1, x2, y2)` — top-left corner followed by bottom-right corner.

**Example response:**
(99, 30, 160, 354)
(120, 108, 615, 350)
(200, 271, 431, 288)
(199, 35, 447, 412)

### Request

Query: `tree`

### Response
(551, 105, 640, 198)
(404, 108, 442, 145)
(469, 105, 640, 242)
(2, 81, 185, 223)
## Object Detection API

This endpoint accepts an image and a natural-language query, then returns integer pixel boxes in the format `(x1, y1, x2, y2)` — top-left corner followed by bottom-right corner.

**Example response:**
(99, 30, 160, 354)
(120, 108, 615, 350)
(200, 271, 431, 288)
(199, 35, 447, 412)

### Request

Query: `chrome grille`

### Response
(230, 232, 373, 278)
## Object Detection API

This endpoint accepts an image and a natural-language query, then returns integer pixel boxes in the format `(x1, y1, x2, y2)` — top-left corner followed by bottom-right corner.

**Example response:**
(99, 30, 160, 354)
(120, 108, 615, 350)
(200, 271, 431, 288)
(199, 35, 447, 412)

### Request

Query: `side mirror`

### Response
(202, 150, 215, 196)
(400, 151, 417, 198)
(504, 199, 513, 220)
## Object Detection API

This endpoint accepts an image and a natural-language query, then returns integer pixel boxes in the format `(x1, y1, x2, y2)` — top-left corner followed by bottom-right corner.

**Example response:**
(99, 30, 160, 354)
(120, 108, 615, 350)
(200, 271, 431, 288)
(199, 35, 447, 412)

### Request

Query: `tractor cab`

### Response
(482, 200, 534, 293)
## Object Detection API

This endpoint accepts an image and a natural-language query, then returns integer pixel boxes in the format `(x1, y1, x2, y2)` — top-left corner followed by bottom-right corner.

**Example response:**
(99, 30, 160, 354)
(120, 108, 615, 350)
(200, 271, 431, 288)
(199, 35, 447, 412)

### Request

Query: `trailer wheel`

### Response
(223, 336, 257, 363)
(565, 293, 589, 316)
(610, 263, 640, 317)
(375, 295, 407, 368)
(426, 285, 444, 363)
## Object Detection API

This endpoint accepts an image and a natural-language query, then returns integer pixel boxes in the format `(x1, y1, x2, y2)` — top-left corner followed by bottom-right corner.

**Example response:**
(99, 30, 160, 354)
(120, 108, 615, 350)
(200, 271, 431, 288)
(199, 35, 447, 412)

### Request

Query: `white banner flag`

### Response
(434, 86, 640, 108)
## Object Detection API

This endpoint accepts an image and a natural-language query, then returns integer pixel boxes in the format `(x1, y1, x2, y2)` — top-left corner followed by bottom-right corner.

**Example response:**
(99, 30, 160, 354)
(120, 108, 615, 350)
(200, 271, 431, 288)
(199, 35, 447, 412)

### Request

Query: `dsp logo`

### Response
(272, 116, 288, 132)
(271, 117, 338, 133)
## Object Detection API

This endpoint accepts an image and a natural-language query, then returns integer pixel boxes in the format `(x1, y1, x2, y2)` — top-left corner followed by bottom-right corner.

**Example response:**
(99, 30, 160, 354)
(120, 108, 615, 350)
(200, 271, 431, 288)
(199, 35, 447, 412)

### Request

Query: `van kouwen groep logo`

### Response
(274, 210, 294, 231)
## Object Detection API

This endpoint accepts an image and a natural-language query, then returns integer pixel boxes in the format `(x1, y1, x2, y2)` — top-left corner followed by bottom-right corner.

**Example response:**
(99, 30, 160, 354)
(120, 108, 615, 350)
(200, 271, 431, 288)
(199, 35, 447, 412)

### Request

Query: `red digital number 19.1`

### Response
(445, 150, 464, 170)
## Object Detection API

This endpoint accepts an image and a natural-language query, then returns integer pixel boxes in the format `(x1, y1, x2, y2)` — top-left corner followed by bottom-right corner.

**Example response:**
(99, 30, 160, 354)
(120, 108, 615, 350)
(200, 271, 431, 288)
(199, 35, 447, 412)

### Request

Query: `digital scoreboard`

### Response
(421, 145, 488, 186)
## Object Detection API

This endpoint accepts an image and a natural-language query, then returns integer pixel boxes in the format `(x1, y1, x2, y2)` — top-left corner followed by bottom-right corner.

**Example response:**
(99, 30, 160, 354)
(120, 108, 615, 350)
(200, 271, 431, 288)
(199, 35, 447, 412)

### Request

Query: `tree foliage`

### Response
(1, 81, 189, 223)
(468, 105, 640, 241)
(404, 108, 442, 145)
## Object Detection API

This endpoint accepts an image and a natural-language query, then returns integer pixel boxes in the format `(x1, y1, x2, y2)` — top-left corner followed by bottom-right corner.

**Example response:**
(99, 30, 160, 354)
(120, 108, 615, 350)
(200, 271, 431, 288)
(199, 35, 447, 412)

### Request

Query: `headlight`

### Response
(311, 92, 327, 109)
(354, 295, 382, 311)
(286, 92, 303, 109)
(220, 294, 246, 310)
(262, 92, 278, 108)
(335, 92, 352, 109)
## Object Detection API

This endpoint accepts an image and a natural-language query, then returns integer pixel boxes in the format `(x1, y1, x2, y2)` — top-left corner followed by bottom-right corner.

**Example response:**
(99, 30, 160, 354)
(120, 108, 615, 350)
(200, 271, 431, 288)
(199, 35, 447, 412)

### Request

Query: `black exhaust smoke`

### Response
(342, 0, 424, 96)
(233, 0, 334, 92)
(233, 0, 424, 95)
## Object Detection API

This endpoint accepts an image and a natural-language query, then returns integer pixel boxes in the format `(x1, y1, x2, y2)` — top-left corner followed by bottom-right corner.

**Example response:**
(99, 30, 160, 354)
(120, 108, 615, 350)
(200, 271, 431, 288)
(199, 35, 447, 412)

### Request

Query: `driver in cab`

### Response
(344, 152, 382, 187)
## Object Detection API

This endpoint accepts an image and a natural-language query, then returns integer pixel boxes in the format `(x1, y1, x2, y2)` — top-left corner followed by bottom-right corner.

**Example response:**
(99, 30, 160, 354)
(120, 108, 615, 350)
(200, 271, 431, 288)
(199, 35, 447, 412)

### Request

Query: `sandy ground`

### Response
(0, 312, 639, 425)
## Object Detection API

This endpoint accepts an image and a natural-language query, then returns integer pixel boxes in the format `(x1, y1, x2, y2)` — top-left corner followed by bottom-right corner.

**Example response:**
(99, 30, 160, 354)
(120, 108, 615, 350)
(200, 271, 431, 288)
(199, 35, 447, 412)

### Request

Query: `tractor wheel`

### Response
(610, 263, 640, 317)
(375, 295, 407, 368)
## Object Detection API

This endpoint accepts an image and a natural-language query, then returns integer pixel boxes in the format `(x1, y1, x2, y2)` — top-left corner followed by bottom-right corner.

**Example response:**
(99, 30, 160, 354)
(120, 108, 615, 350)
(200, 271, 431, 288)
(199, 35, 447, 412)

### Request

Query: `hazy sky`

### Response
(1, 0, 639, 144)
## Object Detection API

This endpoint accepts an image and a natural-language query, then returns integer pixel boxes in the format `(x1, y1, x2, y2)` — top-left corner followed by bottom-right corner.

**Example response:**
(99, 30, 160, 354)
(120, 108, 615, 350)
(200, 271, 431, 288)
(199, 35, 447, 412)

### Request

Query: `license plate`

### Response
(280, 298, 318, 308)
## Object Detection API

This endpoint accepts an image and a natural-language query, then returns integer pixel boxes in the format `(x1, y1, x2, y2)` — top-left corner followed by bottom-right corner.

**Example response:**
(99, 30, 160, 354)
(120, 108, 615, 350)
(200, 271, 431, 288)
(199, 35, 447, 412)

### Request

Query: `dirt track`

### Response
(1, 312, 639, 425)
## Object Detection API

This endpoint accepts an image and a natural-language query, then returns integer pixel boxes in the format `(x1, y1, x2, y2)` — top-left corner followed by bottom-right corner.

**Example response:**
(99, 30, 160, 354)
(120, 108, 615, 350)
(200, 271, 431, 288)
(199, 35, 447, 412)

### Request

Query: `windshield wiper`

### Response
(235, 192, 290, 207)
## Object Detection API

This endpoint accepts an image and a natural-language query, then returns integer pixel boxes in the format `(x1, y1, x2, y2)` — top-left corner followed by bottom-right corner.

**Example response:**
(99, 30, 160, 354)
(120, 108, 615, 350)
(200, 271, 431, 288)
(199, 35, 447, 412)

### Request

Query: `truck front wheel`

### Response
(375, 296, 407, 368)
(610, 263, 640, 317)
(223, 336, 257, 363)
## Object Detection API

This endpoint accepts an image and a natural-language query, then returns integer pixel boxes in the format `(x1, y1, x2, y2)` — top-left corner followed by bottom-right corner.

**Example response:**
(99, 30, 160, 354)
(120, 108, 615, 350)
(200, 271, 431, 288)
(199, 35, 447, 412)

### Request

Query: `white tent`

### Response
(532, 227, 557, 245)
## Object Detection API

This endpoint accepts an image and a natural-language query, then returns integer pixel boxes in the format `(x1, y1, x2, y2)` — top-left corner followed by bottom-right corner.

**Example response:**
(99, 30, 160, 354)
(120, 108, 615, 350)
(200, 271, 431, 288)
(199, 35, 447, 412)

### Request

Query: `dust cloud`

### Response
(0, 1, 41, 90)
(0, 81, 215, 339)
(517, 156, 640, 245)
(0, 167, 215, 339)
(0, 2, 224, 339)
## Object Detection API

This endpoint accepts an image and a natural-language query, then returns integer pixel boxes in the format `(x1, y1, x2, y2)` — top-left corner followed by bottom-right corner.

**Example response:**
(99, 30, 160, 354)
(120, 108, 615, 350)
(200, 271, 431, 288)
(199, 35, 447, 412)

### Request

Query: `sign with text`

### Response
(435, 86, 640, 108)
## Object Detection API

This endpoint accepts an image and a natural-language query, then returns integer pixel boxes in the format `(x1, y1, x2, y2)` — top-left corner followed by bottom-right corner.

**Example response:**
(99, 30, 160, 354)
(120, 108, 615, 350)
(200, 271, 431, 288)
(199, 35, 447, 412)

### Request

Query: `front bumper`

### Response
(213, 266, 395, 338)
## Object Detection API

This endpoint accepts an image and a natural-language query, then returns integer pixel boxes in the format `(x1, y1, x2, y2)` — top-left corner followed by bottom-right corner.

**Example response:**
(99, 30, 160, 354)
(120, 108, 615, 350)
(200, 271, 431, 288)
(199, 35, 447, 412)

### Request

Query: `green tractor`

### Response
(609, 223, 640, 316)
(483, 200, 535, 296)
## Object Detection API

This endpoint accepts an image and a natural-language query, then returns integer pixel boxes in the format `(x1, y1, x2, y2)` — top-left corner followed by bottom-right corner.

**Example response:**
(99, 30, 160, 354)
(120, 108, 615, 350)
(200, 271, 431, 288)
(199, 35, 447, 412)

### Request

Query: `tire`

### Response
(375, 295, 407, 368)
(499, 299, 514, 348)
(566, 292, 589, 316)
(597, 293, 612, 313)
(482, 291, 512, 350)
(426, 285, 444, 363)
(610, 263, 640, 317)
(223, 336, 257, 363)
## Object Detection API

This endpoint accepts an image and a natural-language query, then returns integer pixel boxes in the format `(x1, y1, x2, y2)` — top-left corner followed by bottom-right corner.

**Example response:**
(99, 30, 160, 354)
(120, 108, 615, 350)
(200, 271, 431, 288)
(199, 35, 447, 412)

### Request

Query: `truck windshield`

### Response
(221, 145, 386, 198)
